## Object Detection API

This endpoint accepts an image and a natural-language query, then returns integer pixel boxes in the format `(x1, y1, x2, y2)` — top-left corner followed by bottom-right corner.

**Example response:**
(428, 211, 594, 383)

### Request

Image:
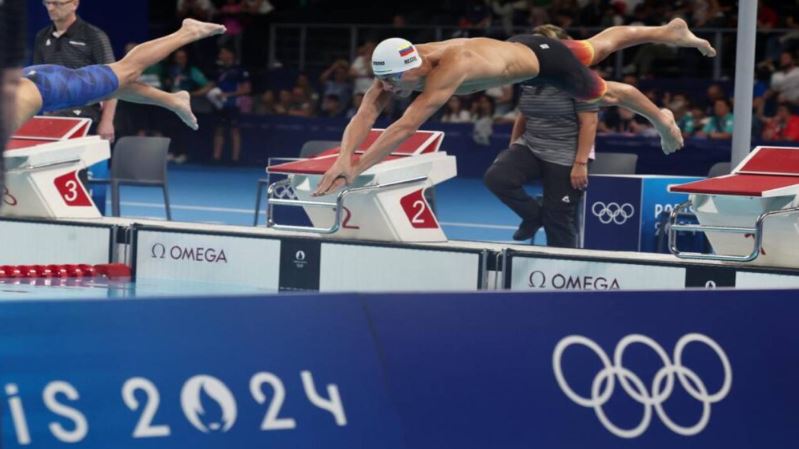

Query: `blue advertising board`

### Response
(2, 289, 799, 448)
(0, 297, 404, 449)
(583, 175, 700, 252)
(366, 290, 799, 449)
(583, 175, 642, 251)
(639, 175, 701, 252)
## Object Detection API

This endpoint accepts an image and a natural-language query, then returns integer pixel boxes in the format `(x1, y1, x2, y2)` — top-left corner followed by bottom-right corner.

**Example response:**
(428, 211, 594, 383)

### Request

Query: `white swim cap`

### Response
(371, 38, 422, 76)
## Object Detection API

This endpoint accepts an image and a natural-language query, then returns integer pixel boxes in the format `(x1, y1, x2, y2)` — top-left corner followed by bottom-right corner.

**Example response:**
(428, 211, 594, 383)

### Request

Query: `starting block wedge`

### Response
(2, 116, 110, 219)
(668, 146, 799, 267)
(266, 129, 457, 242)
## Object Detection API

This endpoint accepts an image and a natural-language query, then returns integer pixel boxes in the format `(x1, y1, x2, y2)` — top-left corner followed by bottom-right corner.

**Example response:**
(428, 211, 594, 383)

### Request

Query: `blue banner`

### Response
(366, 290, 799, 448)
(0, 297, 403, 449)
(87, 161, 109, 215)
(2, 290, 799, 448)
(180, 115, 759, 178)
(639, 176, 701, 252)
(583, 176, 642, 251)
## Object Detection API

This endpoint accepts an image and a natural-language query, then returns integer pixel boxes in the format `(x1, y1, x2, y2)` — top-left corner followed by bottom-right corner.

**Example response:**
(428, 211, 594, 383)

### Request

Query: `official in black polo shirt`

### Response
(1, 0, 27, 190)
(33, 0, 117, 142)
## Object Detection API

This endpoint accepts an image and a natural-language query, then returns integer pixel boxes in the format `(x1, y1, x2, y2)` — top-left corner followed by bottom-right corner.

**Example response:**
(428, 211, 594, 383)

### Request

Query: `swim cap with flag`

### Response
(371, 37, 422, 76)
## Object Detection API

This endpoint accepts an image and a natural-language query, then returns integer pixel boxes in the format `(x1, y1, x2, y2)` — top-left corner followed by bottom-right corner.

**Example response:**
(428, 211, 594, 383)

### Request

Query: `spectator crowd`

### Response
(128, 0, 799, 163)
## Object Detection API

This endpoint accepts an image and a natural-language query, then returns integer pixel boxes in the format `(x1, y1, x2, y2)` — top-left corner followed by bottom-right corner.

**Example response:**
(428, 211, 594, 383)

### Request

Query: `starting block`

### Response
(2, 116, 110, 219)
(668, 146, 799, 268)
(266, 129, 456, 242)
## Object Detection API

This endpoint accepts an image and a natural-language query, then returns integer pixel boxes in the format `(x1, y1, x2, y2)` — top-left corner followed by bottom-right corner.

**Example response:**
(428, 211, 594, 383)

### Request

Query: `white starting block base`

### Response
(2, 117, 109, 219)
(291, 153, 456, 242)
(691, 195, 797, 266)
(670, 146, 799, 268)
(267, 130, 457, 242)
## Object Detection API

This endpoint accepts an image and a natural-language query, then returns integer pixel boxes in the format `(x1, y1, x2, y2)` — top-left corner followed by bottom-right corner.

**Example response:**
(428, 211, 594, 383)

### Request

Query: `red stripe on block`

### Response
(269, 154, 404, 175)
(740, 148, 799, 175)
(670, 174, 799, 196)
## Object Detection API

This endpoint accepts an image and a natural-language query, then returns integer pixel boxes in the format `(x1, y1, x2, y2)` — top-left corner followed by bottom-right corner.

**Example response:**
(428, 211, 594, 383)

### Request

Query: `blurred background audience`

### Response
(126, 0, 799, 164)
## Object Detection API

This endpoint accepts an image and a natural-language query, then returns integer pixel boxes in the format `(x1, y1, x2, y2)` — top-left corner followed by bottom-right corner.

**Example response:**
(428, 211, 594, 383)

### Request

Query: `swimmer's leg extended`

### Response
(587, 18, 715, 64)
(109, 19, 225, 87)
(115, 82, 197, 130)
(600, 81, 683, 154)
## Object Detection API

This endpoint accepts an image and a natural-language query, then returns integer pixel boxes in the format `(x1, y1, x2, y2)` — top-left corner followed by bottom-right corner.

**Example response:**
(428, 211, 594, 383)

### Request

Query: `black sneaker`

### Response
(513, 219, 541, 241)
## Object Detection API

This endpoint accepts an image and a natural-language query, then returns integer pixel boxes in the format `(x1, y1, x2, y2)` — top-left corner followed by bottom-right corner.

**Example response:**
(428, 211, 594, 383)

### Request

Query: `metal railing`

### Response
(668, 201, 799, 263)
(265, 175, 428, 234)
(267, 23, 797, 80)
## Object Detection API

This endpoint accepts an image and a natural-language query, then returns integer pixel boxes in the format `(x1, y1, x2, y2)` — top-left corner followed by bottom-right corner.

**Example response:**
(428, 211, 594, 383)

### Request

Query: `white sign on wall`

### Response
(135, 230, 281, 292)
(735, 271, 799, 289)
(510, 257, 686, 291)
(0, 219, 111, 265)
(320, 243, 481, 292)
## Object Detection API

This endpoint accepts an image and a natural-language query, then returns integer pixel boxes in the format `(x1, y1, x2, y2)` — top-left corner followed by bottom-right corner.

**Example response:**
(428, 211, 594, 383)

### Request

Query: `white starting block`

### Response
(668, 146, 799, 268)
(266, 129, 456, 242)
(2, 116, 110, 219)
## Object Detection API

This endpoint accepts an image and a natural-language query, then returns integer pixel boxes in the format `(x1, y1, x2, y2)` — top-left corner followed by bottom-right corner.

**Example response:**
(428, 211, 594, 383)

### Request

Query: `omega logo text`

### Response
(528, 270, 621, 290)
(151, 243, 228, 263)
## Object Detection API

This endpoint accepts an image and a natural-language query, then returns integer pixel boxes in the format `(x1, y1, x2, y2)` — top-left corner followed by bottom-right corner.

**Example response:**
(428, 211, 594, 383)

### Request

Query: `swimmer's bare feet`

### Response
(657, 108, 683, 155)
(667, 18, 716, 57)
(170, 91, 198, 130)
(181, 19, 227, 40)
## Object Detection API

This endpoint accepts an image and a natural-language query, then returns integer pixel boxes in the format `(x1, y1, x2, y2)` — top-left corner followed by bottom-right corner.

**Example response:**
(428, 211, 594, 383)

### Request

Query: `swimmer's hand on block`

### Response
(313, 159, 356, 196)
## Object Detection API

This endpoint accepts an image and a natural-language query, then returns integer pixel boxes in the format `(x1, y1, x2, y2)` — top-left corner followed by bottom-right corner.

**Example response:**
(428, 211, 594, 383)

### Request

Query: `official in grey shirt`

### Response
(484, 25, 598, 248)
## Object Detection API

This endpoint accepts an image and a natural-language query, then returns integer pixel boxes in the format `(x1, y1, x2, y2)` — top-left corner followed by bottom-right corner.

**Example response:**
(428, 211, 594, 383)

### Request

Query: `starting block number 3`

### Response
(54, 171, 92, 207)
(400, 190, 437, 229)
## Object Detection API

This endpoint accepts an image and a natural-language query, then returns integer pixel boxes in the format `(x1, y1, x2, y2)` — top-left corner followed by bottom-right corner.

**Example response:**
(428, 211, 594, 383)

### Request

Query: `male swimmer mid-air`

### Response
(314, 19, 716, 196)
(12, 19, 226, 133)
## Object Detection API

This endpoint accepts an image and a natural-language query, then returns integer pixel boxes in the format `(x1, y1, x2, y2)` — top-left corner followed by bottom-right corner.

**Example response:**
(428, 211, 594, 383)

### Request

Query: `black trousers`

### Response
(484, 144, 583, 248)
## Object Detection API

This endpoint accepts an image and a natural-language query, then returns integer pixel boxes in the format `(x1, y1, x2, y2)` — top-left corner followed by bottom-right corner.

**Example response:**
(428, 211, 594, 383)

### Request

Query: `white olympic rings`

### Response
(591, 201, 635, 225)
(552, 333, 732, 439)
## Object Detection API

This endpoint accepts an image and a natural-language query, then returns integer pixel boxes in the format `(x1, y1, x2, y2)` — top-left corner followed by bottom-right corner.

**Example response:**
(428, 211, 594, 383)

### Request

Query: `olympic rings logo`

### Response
(273, 185, 297, 200)
(2, 186, 18, 207)
(591, 201, 635, 225)
(552, 333, 732, 439)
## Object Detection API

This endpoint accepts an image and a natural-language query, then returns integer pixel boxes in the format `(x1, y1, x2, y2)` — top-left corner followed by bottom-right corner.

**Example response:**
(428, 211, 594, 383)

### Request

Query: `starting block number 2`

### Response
(54, 171, 92, 207)
(400, 190, 437, 229)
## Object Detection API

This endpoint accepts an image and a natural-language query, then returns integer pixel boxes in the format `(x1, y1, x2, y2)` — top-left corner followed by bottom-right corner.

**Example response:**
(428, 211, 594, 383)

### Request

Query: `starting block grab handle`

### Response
(266, 176, 428, 234)
(668, 201, 799, 262)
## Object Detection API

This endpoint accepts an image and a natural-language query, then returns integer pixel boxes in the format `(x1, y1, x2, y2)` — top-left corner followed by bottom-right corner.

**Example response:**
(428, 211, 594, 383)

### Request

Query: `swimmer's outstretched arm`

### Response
(314, 68, 464, 196)
(313, 80, 391, 196)
(353, 83, 456, 175)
